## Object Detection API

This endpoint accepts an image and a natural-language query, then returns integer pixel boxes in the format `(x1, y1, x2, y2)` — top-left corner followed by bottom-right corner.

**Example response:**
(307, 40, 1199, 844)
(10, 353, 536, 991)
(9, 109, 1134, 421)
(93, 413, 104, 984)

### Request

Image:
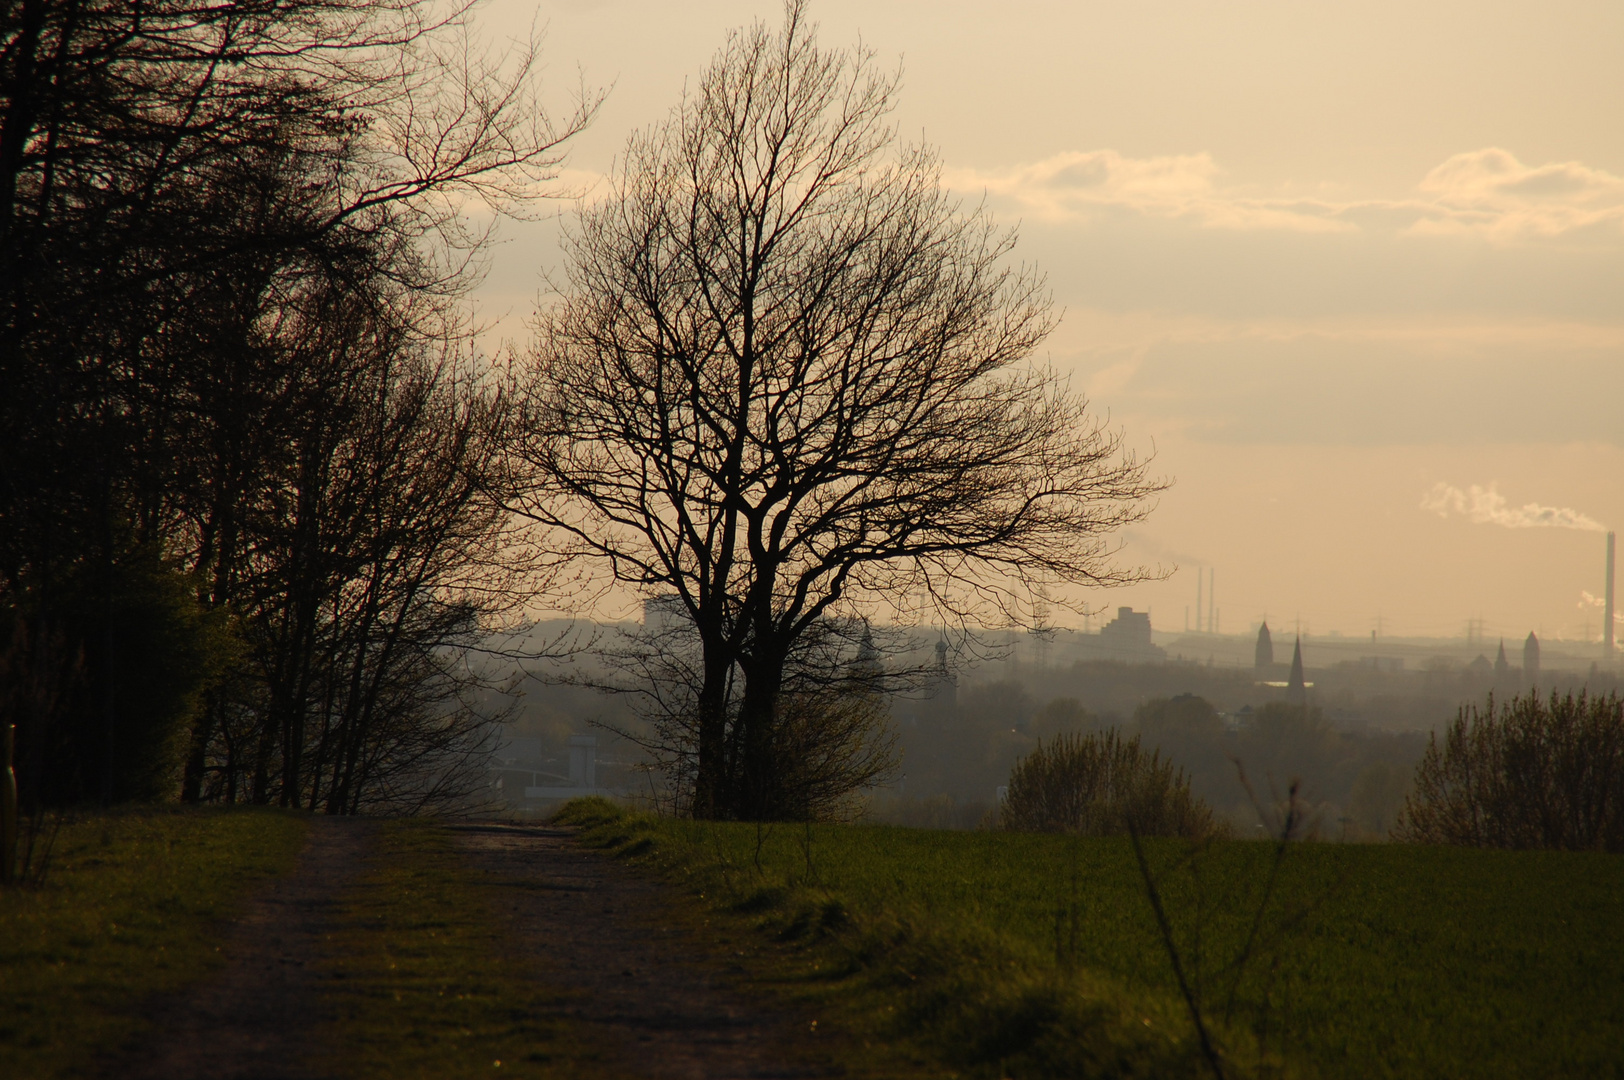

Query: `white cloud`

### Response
(1411, 149, 1624, 241)
(1422, 482, 1607, 532)
(943, 149, 1356, 234)
(947, 148, 1624, 244)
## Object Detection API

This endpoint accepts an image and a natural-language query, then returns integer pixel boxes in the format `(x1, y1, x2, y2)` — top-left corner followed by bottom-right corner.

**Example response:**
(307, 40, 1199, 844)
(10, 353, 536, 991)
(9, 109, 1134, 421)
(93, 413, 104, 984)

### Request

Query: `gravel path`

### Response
(450, 821, 844, 1080)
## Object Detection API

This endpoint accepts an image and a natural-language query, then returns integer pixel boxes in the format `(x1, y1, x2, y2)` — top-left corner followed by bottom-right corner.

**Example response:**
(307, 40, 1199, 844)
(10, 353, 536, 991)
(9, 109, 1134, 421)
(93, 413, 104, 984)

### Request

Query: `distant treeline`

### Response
(883, 680, 1422, 837)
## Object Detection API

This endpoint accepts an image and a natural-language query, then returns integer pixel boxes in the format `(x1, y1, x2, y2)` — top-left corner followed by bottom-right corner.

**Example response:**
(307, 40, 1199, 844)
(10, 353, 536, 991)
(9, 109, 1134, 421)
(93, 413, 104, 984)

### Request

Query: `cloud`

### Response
(1422, 482, 1607, 531)
(947, 148, 1624, 244)
(1411, 149, 1624, 241)
(943, 149, 1356, 234)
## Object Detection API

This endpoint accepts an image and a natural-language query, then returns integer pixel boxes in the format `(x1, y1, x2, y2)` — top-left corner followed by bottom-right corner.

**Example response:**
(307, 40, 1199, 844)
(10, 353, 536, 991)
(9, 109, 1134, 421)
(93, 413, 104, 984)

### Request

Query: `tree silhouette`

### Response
(513, 1, 1161, 820)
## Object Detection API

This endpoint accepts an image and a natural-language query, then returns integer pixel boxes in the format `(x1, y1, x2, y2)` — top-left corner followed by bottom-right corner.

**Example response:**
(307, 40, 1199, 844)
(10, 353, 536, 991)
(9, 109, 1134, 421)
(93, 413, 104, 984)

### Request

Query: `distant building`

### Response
(923, 638, 957, 709)
(1102, 606, 1152, 645)
(1286, 635, 1307, 706)
(1494, 639, 1510, 680)
(1524, 632, 1540, 688)
(855, 623, 880, 665)
(1255, 621, 1274, 671)
(1095, 607, 1166, 662)
(1226, 704, 1257, 731)
(849, 623, 883, 687)
(1467, 654, 1493, 679)
(493, 734, 615, 803)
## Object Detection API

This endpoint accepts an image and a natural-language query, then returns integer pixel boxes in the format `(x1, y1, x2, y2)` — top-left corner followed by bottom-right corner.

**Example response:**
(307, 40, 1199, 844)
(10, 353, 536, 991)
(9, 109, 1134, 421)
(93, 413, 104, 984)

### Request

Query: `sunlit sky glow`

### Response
(475, 0, 1624, 644)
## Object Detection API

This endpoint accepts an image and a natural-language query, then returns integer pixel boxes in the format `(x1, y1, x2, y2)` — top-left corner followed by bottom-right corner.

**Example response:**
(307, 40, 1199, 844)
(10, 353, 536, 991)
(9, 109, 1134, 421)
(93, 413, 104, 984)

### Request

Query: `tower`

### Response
(1195, 568, 1203, 634)
(926, 637, 958, 709)
(1494, 639, 1509, 680)
(1286, 635, 1306, 706)
(1208, 567, 1216, 633)
(1607, 531, 1616, 660)
(1524, 632, 1540, 689)
(1254, 621, 1274, 671)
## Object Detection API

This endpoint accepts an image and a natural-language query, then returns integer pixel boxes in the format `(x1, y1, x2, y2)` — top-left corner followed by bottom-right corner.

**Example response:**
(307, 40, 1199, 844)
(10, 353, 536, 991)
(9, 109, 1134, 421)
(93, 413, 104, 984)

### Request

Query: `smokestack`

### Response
(1607, 531, 1616, 659)
(1208, 567, 1216, 634)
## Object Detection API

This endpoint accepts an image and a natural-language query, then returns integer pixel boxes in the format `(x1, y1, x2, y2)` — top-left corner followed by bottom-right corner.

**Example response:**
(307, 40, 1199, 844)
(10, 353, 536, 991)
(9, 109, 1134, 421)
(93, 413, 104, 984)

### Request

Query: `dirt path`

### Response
(451, 822, 845, 1080)
(105, 817, 375, 1080)
(98, 817, 841, 1079)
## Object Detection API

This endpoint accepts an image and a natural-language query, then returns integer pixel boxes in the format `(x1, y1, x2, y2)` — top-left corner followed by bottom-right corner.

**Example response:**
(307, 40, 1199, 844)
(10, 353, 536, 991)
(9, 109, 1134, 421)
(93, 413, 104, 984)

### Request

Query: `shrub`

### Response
(1396, 691, 1624, 851)
(764, 689, 900, 822)
(4, 544, 236, 807)
(1002, 729, 1217, 837)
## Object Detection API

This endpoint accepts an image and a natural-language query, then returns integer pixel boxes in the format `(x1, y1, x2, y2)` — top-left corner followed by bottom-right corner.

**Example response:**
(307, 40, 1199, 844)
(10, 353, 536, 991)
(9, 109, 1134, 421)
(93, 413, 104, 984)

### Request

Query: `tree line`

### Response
(0, 0, 593, 813)
(1, 0, 1161, 820)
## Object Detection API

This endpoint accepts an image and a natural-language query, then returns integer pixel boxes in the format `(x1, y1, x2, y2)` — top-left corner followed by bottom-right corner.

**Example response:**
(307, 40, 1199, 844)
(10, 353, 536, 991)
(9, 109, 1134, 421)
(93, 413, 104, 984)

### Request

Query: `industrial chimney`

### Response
(1607, 531, 1616, 660)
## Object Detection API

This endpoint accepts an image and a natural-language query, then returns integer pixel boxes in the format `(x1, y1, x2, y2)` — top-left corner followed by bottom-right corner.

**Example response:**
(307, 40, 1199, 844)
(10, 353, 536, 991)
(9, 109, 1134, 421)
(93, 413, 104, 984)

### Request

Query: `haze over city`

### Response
(474, 0, 1624, 643)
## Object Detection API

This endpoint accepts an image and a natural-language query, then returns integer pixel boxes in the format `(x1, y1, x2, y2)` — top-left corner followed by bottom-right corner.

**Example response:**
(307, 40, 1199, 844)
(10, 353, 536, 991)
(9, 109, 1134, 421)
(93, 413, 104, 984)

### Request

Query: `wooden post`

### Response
(2, 723, 17, 885)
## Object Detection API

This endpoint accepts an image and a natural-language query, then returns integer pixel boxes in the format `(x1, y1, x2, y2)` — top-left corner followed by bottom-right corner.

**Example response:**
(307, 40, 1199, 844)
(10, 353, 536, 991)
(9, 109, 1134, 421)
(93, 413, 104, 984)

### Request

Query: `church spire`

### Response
(1287, 635, 1306, 706)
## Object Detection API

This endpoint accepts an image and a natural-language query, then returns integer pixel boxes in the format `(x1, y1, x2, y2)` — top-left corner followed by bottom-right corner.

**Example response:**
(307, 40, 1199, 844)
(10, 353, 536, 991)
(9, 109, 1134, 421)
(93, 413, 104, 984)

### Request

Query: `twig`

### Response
(1127, 818, 1226, 1080)
(1223, 762, 1300, 1026)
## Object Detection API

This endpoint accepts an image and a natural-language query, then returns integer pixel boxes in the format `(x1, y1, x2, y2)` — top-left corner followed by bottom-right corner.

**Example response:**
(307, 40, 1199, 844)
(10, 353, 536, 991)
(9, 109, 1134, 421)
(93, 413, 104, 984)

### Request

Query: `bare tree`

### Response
(513, 1, 1161, 820)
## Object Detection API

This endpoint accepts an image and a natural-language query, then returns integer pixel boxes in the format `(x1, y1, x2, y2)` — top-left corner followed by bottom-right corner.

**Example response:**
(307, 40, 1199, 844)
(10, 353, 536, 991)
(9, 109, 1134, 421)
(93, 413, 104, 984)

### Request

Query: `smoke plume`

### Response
(1578, 591, 1624, 621)
(1422, 482, 1606, 532)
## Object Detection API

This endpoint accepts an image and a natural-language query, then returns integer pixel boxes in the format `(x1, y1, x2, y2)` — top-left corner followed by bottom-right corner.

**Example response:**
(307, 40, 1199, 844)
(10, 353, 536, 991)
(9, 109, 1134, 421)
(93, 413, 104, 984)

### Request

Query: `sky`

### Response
(469, 0, 1624, 646)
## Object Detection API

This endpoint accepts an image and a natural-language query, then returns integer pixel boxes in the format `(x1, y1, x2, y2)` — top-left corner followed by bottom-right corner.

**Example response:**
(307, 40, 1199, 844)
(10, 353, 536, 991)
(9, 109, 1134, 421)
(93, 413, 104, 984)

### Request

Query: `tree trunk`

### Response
(733, 640, 788, 821)
(690, 646, 734, 820)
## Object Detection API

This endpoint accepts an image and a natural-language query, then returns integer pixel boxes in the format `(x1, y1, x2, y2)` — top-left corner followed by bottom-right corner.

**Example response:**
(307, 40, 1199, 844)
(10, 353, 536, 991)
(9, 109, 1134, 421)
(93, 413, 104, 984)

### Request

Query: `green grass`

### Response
(0, 806, 309, 1079)
(559, 799, 1624, 1080)
(316, 820, 605, 1080)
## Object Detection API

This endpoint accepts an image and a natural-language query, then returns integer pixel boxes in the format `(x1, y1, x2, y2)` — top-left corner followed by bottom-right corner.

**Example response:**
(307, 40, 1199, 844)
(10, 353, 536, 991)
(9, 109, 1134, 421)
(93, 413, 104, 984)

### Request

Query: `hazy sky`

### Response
(474, 0, 1624, 645)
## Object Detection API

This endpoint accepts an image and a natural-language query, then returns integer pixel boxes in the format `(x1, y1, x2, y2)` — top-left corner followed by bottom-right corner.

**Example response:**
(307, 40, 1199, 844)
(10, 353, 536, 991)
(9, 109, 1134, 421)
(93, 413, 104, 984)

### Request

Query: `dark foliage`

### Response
(0, 0, 590, 811)
(1397, 691, 1624, 851)
(1002, 729, 1217, 837)
(3, 548, 235, 805)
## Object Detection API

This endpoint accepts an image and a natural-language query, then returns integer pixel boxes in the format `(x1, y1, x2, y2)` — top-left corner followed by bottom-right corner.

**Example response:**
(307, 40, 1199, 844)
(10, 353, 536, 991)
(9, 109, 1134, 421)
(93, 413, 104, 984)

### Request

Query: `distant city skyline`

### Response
(475, 0, 1623, 641)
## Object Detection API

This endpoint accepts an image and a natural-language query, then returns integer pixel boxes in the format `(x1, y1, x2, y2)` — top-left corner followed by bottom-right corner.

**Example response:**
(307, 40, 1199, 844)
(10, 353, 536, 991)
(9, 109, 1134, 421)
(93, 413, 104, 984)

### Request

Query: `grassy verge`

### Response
(0, 806, 309, 1079)
(558, 799, 1624, 1080)
(558, 799, 1223, 1080)
(316, 820, 605, 1080)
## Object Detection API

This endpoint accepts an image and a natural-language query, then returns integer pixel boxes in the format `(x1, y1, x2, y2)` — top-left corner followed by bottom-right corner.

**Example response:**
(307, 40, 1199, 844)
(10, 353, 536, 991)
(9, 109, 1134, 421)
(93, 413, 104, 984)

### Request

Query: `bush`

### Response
(3, 544, 236, 807)
(1002, 729, 1217, 837)
(1396, 691, 1624, 851)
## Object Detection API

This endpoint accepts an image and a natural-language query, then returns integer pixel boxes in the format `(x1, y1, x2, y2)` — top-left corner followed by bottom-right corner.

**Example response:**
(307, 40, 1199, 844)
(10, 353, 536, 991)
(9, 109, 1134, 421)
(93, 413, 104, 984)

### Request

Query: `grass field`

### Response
(562, 800, 1624, 1080)
(0, 807, 309, 1079)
